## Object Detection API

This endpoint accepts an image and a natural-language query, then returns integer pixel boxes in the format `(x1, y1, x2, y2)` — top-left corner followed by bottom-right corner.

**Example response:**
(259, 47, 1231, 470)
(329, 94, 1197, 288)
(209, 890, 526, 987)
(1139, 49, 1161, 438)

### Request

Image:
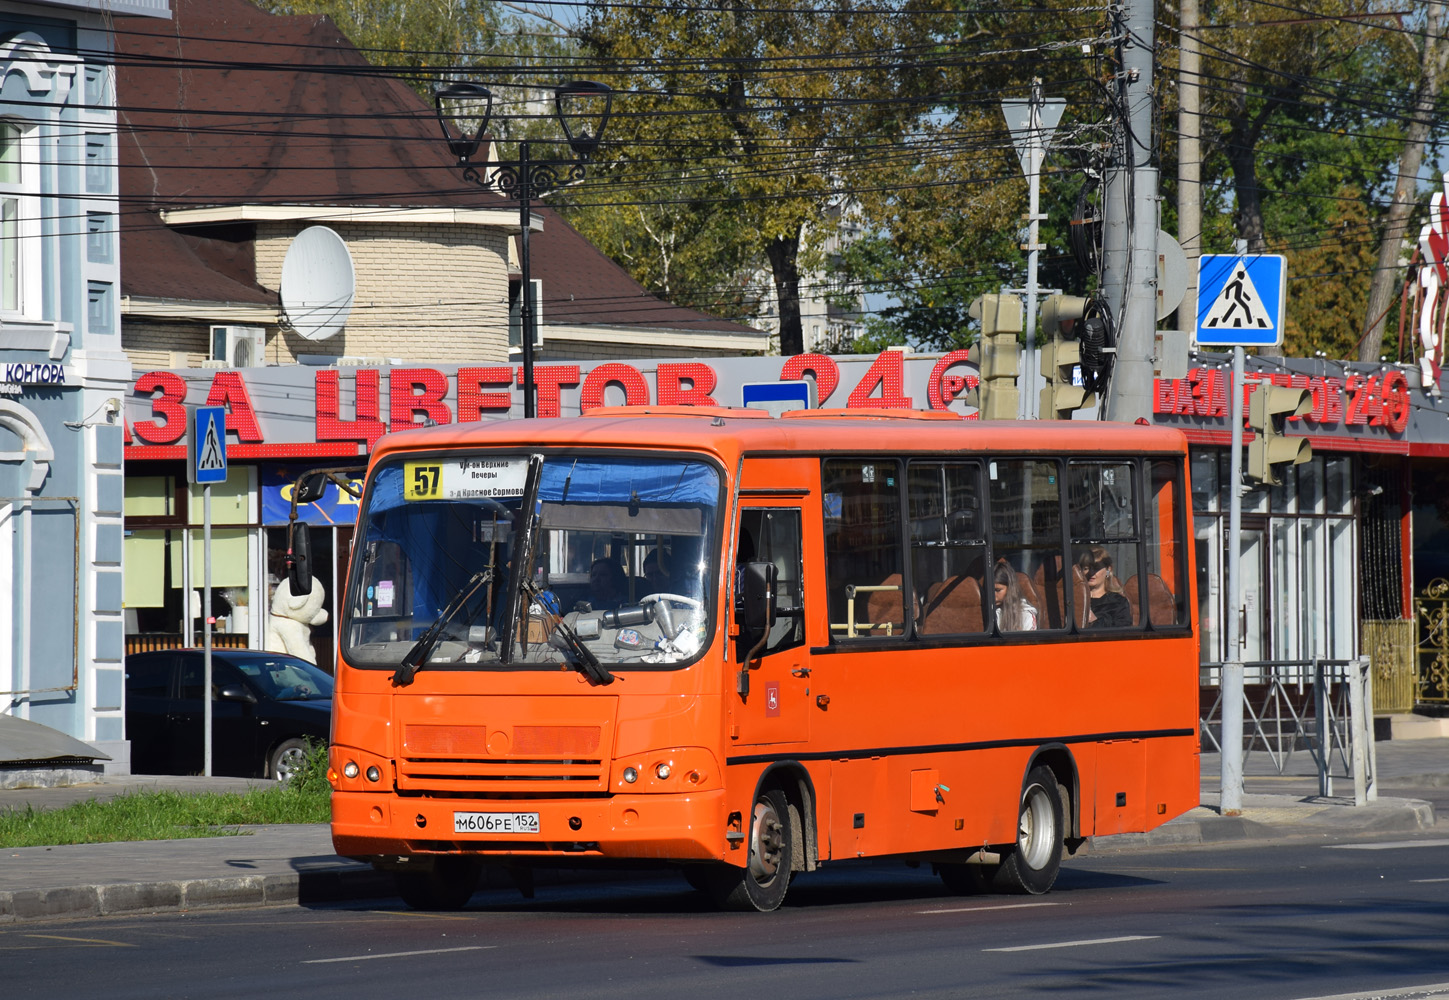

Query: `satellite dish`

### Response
(280, 226, 355, 341)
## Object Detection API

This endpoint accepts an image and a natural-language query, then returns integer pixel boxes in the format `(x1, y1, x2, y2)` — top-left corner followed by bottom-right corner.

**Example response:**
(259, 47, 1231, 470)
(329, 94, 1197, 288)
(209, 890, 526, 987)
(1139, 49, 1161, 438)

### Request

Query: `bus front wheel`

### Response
(711, 788, 793, 912)
(995, 765, 1064, 894)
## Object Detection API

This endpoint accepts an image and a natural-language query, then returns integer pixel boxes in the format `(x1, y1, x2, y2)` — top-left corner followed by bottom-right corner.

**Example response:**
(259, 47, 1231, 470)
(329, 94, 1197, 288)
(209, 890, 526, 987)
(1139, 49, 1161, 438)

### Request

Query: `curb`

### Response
(1089, 796, 1437, 852)
(0, 867, 393, 924)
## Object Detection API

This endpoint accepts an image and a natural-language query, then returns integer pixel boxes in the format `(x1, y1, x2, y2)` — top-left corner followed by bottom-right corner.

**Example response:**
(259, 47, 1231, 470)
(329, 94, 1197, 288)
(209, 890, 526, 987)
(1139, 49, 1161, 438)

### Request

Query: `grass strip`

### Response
(0, 742, 331, 848)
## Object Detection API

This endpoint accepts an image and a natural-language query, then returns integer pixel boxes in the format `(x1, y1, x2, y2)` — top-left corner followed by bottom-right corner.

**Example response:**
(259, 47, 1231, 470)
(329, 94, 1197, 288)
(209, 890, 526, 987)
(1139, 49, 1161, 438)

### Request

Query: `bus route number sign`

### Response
(404, 457, 529, 501)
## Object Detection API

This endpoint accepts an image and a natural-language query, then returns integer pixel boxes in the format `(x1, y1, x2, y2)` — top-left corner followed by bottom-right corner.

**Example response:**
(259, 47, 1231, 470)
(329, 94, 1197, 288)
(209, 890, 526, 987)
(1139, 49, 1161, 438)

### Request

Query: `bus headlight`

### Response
(623, 767, 639, 783)
(614, 748, 718, 791)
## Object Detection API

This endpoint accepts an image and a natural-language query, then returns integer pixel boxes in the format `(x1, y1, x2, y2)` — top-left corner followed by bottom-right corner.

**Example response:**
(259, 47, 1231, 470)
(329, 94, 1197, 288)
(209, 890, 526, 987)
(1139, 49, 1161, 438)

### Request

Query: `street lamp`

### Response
(435, 80, 613, 419)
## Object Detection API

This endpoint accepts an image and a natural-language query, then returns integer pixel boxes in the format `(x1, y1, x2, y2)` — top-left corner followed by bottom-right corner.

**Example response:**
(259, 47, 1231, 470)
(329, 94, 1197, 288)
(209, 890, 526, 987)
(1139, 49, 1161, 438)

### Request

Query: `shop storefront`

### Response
(121, 349, 1442, 712)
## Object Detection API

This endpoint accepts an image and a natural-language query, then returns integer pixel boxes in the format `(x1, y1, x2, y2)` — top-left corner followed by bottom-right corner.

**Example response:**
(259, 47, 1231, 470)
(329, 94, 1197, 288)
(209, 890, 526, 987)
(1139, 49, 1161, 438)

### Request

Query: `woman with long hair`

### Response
(993, 560, 1038, 632)
(1077, 546, 1132, 628)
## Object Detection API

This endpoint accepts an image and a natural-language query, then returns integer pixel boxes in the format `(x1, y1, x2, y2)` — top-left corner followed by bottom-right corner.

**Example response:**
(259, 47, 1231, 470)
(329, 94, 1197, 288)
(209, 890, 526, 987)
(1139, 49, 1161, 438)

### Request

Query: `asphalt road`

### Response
(3, 833, 1446, 1000)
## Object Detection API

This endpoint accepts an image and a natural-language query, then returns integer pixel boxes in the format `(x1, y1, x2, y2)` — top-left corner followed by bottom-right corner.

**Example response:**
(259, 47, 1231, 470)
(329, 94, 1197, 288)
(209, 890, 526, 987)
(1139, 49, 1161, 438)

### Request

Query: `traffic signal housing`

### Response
(1039, 293, 1095, 419)
(967, 293, 1022, 420)
(1246, 383, 1312, 486)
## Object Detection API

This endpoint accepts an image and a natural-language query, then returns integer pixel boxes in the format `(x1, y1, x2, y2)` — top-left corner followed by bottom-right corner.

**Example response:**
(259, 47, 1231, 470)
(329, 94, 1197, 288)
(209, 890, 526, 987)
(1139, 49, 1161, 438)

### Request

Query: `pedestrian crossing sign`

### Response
(190, 405, 228, 485)
(1195, 253, 1286, 347)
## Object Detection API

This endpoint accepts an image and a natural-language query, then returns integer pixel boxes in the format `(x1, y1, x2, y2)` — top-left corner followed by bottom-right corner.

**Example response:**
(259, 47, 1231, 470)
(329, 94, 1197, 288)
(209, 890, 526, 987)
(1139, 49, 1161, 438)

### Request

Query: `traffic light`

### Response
(1246, 384, 1312, 486)
(1038, 293, 1095, 419)
(967, 293, 1022, 420)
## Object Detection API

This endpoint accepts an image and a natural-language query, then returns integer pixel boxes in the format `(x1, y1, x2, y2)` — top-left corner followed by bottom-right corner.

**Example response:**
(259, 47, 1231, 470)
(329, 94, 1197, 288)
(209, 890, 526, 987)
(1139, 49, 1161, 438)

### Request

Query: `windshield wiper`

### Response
(524, 581, 615, 686)
(393, 569, 492, 687)
(498, 455, 544, 665)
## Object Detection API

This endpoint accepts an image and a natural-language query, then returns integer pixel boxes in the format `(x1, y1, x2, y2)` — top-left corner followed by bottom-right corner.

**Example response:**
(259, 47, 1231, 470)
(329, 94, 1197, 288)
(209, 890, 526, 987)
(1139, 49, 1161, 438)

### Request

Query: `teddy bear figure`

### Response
(266, 576, 328, 663)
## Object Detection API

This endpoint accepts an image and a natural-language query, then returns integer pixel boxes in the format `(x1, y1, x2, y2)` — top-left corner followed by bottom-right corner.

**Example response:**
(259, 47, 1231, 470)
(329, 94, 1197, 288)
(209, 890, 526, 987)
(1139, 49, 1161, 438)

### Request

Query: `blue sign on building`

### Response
(741, 380, 812, 416)
(1196, 254, 1287, 347)
(191, 406, 228, 485)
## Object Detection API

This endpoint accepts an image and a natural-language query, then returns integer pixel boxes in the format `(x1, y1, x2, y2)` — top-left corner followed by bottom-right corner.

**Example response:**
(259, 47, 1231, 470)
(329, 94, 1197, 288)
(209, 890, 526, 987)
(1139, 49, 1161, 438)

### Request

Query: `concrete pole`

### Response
(1100, 0, 1159, 423)
(1178, 0, 1200, 335)
(1022, 82, 1045, 419)
(1221, 346, 1245, 814)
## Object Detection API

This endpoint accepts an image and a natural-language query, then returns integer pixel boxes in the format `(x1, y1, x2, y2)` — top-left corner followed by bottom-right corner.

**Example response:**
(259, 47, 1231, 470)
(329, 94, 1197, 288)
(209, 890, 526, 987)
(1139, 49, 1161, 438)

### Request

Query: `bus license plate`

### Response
(453, 811, 540, 835)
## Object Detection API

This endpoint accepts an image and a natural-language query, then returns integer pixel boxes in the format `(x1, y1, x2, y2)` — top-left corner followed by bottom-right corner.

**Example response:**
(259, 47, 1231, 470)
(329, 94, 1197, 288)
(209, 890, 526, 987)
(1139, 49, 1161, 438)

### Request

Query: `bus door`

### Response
(730, 504, 809, 746)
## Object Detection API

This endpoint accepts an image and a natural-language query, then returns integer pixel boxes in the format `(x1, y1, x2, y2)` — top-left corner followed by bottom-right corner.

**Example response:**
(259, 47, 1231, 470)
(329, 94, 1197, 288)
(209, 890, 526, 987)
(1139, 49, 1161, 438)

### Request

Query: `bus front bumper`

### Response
(331, 788, 730, 862)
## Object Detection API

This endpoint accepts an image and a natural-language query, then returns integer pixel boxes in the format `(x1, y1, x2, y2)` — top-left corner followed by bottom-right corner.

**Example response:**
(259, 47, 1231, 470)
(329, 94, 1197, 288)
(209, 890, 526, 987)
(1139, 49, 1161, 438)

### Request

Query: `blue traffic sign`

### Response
(191, 406, 228, 485)
(1195, 253, 1286, 347)
(741, 380, 811, 416)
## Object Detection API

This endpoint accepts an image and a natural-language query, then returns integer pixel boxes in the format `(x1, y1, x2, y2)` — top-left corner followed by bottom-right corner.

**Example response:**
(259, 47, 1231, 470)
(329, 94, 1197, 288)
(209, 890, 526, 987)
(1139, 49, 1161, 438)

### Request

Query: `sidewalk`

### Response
(1, 740, 1443, 924)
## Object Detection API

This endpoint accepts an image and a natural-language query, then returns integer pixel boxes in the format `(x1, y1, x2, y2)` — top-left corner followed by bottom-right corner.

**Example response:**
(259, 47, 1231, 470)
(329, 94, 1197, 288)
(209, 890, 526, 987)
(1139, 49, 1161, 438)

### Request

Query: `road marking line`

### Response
(24, 934, 135, 948)
(303, 945, 494, 964)
(984, 935, 1158, 953)
(1324, 839, 1449, 851)
(362, 910, 475, 921)
(1411, 878, 1449, 883)
(921, 902, 1060, 914)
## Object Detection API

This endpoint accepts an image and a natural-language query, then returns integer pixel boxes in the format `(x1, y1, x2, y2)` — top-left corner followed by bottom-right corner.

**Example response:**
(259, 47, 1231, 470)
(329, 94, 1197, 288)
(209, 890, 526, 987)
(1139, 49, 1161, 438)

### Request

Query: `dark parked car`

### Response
(125, 649, 332, 780)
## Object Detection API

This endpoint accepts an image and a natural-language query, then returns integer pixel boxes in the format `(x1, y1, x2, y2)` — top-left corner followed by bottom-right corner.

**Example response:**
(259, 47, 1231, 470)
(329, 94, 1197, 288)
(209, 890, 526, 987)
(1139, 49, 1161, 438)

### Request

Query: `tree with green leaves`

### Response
(574, 0, 936, 355)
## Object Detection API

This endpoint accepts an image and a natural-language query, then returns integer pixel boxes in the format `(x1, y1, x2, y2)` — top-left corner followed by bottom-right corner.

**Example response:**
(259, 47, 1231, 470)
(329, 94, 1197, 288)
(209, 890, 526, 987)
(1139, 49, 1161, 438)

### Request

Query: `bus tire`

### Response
(712, 788, 793, 912)
(994, 765, 1064, 895)
(394, 857, 481, 911)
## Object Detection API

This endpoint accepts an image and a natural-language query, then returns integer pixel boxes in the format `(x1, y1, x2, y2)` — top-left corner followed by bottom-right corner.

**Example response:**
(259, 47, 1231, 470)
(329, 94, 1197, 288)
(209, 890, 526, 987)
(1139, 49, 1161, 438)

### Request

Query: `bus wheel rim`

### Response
(1018, 783, 1055, 870)
(749, 799, 785, 881)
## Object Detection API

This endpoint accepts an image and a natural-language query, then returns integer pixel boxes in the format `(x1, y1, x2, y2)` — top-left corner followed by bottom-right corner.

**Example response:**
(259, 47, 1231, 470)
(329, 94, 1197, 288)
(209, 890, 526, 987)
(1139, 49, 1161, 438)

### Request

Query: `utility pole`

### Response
(1178, 0, 1200, 337)
(1100, 0, 1159, 422)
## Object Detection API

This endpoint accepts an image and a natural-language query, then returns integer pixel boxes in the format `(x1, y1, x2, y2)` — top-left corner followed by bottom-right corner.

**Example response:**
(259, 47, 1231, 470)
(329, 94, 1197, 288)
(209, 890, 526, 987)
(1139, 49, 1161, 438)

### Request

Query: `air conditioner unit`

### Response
(209, 325, 267, 368)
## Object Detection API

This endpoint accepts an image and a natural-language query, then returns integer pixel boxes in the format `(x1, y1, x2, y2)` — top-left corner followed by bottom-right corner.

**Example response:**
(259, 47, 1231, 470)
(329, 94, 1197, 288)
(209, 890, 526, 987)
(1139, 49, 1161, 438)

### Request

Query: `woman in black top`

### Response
(1077, 546, 1132, 628)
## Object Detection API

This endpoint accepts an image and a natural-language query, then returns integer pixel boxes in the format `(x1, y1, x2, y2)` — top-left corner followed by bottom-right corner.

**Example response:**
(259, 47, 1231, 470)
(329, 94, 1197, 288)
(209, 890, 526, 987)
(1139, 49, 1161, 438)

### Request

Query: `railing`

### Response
(1414, 579, 1449, 704)
(1200, 657, 1377, 804)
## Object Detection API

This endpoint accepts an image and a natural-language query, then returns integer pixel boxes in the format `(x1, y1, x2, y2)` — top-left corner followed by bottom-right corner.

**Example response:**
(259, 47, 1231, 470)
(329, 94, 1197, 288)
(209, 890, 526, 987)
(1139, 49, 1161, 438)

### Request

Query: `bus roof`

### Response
(369, 408, 1191, 465)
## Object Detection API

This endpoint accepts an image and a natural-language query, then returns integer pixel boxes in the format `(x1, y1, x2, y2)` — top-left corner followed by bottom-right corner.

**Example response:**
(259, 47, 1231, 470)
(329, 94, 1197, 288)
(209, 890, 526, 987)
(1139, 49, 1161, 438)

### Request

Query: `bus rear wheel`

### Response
(710, 788, 793, 912)
(394, 857, 481, 911)
(994, 765, 1064, 895)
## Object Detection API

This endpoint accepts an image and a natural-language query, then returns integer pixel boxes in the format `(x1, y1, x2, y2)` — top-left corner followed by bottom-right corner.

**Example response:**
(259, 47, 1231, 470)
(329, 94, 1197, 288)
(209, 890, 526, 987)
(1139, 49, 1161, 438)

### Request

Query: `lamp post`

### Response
(435, 80, 612, 419)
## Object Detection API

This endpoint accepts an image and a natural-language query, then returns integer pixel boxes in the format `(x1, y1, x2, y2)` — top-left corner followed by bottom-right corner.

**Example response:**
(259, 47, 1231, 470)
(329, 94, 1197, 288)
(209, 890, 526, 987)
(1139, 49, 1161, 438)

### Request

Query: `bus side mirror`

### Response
(288, 521, 313, 596)
(740, 560, 777, 633)
(294, 473, 330, 505)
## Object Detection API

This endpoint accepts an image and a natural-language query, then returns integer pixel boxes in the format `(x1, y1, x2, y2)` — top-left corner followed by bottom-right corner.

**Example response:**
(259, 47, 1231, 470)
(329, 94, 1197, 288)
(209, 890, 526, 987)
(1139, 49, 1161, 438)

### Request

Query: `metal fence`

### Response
(1201, 657, 1377, 803)
(1415, 579, 1449, 705)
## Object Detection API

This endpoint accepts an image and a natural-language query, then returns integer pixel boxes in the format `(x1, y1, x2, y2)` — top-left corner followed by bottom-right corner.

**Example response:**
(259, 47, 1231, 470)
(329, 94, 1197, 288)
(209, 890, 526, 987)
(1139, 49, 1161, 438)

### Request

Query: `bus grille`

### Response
(397, 723, 608, 795)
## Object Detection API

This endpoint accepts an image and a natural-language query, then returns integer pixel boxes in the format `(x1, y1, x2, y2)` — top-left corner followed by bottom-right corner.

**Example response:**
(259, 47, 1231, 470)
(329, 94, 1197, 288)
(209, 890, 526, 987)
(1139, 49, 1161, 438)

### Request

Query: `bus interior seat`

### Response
(1123, 574, 1177, 627)
(1033, 564, 1082, 629)
(1016, 571, 1041, 609)
(862, 573, 906, 634)
(920, 575, 986, 635)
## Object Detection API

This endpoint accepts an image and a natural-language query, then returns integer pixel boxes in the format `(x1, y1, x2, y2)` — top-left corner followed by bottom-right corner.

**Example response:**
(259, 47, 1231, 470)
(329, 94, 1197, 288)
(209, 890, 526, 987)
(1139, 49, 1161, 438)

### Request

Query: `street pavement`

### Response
(0, 739, 1443, 924)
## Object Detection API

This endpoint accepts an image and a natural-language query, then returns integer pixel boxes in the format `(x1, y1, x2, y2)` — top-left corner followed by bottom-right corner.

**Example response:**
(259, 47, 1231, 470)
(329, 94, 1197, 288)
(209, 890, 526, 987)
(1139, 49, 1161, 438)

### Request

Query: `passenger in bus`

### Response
(993, 560, 1038, 632)
(1077, 546, 1132, 628)
(586, 558, 629, 611)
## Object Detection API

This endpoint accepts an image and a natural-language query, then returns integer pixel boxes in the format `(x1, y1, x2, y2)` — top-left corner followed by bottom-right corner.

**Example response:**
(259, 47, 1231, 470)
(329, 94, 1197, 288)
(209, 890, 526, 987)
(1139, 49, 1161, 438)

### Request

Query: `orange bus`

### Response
(297, 408, 1199, 911)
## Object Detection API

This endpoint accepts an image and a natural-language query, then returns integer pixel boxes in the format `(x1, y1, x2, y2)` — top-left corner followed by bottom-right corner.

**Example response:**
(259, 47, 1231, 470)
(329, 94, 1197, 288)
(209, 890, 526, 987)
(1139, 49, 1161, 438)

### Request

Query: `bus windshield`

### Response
(343, 452, 721, 672)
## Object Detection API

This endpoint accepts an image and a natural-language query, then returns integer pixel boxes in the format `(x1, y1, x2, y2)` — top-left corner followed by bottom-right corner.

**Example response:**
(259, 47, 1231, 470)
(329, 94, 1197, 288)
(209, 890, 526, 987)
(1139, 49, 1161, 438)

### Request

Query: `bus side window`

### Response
(909, 461, 987, 635)
(736, 508, 804, 657)
(1144, 459, 1186, 626)
(1067, 460, 1142, 629)
(823, 459, 904, 639)
(990, 459, 1065, 630)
